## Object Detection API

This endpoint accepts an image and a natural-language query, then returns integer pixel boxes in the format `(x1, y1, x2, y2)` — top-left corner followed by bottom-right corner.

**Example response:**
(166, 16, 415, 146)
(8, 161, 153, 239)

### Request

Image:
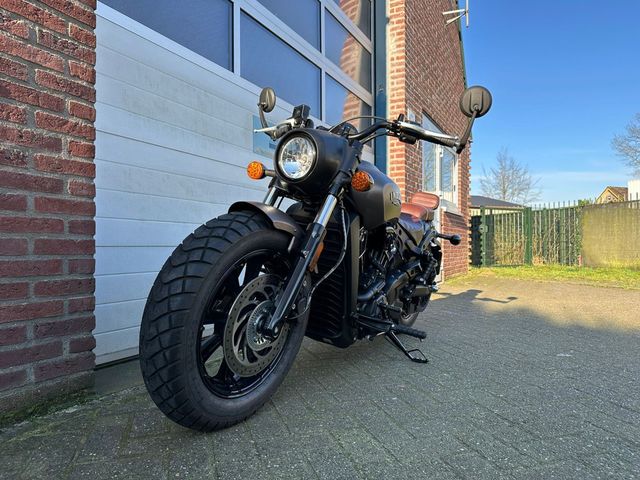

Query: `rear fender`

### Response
(229, 201, 303, 248)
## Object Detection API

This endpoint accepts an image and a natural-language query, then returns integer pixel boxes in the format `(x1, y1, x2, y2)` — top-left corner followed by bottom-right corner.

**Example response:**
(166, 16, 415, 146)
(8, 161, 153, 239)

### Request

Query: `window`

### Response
(325, 11, 372, 91)
(257, 0, 320, 49)
(325, 75, 371, 130)
(331, 0, 372, 38)
(104, 0, 374, 128)
(101, 0, 232, 71)
(241, 13, 321, 116)
(422, 114, 458, 208)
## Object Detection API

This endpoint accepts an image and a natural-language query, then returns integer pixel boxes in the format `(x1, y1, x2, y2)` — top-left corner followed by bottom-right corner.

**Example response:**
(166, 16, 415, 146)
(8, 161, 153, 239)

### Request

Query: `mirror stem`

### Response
(456, 110, 478, 154)
(258, 105, 270, 130)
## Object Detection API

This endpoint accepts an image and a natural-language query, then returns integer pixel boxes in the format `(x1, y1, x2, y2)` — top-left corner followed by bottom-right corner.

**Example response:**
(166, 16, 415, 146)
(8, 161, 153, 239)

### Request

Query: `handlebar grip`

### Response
(396, 121, 458, 149)
(439, 137, 458, 149)
(438, 233, 461, 245)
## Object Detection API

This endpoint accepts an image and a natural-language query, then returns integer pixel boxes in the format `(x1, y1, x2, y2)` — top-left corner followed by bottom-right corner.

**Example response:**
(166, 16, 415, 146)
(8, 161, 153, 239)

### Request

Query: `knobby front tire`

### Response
(139, 211, 308, 432)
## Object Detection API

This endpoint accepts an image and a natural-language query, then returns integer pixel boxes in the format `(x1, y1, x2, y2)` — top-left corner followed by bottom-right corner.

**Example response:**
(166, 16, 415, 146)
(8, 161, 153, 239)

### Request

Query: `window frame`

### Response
(242, 0, 373, 121)
(421, 113, 460, 213)
(98, 0, 373, 128)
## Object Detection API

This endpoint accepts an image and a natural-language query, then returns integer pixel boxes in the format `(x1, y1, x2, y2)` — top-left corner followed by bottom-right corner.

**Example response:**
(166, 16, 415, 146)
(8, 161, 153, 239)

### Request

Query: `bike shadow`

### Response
(433, 288, 518, 304)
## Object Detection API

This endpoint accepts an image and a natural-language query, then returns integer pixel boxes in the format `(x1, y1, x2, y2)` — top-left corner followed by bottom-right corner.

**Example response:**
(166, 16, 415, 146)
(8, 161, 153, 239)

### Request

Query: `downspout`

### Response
(374, 0, 387, 173)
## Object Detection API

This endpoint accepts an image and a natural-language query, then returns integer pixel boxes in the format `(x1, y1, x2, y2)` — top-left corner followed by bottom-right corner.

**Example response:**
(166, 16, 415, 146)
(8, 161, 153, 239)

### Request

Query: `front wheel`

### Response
(139, 211, 308, 431)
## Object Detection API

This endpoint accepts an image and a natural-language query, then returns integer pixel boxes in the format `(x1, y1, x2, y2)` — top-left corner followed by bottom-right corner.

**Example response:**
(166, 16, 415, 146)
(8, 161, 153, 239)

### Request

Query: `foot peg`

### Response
(386, 324, 428, 363)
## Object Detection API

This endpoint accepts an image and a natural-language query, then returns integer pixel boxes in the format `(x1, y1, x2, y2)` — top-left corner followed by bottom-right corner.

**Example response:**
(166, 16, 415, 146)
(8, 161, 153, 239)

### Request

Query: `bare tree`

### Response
(480, 148, 541, 205)
(612, 113, 640, 175)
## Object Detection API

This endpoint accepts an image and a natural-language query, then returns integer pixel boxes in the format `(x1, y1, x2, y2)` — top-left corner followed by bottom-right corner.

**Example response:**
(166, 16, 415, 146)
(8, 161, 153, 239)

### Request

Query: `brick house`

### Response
(0, 0, 470, 413)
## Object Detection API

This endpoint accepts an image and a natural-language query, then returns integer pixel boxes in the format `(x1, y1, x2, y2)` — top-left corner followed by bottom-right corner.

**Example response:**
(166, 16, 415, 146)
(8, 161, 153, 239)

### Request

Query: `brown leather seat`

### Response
(400, 192, 440, 222)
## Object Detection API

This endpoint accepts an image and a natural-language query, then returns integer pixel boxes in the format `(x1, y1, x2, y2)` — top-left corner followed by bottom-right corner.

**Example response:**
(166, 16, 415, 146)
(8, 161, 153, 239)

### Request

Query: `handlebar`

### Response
(256, 113, 463, 151)
(347, 118, 460, 150)
(395, 121, 459, 149)
(253, 118, 297, 140)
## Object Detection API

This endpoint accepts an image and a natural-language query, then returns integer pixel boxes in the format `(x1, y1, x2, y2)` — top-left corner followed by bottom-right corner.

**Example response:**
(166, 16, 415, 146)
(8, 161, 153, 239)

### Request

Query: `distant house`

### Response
(596, 186, 628, 204)
(470, 195, 523, 216)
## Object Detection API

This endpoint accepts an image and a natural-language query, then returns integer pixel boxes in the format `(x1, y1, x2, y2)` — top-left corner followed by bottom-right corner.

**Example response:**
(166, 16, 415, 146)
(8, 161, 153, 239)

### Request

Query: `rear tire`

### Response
(139, 211, 308, 432)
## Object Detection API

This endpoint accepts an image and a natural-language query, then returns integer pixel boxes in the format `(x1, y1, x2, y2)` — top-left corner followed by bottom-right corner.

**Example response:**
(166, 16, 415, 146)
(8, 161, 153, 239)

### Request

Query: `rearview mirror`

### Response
(459, 86, 492, 118)
(259, 87, 276, 113)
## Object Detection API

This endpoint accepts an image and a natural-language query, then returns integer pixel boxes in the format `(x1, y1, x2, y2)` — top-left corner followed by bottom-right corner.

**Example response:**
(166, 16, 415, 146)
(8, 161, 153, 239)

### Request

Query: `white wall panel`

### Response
(94, 8, 273, 363)
(94, 3, 375, 363)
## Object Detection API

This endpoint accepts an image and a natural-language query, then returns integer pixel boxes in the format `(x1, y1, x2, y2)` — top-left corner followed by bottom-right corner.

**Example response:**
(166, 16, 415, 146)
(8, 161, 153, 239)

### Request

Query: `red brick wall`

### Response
(0, 0, 96, 414)
(388, 0, 470, 278)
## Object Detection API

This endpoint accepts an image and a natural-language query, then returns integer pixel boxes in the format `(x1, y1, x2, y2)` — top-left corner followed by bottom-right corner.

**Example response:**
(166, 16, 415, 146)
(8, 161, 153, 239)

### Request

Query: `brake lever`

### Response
(253, 118, 296, 140)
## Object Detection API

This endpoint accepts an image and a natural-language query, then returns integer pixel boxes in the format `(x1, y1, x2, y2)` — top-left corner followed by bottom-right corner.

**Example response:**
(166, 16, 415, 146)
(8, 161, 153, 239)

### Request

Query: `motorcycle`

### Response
(139, 85, 492, 431)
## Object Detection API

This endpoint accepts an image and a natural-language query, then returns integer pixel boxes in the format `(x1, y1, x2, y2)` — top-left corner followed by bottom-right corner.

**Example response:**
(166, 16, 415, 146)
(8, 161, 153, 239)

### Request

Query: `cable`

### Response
(359, 131, 390, 145)
(328, 115, 389, 132)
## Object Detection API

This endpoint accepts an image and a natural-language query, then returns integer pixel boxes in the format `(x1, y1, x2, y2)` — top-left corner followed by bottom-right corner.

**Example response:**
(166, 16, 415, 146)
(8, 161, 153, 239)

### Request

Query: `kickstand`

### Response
(385, 331, 429, 364)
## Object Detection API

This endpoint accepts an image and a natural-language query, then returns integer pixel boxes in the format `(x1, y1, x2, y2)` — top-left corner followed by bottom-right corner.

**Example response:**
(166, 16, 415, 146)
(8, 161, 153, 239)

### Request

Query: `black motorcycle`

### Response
(139, 85, 492, 431)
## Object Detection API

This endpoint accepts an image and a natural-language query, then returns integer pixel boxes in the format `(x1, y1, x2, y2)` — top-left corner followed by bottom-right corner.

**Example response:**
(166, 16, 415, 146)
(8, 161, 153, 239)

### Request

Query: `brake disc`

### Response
(223, 274, 289, 377)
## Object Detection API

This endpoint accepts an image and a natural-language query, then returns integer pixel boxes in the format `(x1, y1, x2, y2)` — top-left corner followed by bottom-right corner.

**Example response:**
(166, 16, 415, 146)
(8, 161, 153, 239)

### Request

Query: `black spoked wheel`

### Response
(139, 211, 309, 432)
(197, 252, 290, 398)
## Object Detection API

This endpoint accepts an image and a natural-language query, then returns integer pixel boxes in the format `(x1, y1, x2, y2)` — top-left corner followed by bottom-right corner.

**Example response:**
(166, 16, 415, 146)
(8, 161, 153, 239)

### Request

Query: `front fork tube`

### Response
(262, 194, 339, 337)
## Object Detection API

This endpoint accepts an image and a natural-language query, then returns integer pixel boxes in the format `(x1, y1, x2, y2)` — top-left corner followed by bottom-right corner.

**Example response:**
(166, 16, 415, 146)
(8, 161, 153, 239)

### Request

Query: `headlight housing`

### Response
(277, 135, 316, 180)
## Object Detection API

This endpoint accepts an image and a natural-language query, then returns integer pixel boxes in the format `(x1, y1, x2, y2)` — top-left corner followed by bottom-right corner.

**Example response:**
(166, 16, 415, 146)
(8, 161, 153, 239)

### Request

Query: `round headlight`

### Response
(277, 136, 316, 180)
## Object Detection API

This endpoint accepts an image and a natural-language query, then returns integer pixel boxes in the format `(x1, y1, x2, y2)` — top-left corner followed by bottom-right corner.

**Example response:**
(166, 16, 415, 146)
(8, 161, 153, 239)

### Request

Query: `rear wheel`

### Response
(139, 211, 308, 431)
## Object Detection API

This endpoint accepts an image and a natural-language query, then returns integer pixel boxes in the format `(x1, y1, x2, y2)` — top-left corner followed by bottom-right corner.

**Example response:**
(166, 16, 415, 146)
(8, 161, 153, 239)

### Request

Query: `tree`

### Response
(612, 113, 640, 176)
(480, 148, 541, 205)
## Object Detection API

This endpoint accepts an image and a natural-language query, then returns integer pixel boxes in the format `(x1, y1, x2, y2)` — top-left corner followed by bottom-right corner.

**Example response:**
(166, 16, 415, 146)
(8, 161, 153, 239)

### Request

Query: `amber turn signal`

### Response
(246, 161, 266, 180)
(351, 170, 373, 192)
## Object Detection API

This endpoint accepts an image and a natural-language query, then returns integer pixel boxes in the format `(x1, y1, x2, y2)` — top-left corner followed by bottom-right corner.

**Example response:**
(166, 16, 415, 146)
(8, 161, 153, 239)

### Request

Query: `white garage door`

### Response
(94, 0, 375, 364)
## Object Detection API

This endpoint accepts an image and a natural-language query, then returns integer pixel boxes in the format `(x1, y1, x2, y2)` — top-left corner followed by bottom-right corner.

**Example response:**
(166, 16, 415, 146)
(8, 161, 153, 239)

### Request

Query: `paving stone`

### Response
(68, 457, 166, 479)
(0, 278, 638, 479)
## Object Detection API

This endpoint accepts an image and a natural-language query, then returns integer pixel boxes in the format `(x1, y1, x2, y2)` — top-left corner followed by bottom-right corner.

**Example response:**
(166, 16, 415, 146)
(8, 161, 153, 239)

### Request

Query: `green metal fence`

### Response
(470, 200, 640, 267)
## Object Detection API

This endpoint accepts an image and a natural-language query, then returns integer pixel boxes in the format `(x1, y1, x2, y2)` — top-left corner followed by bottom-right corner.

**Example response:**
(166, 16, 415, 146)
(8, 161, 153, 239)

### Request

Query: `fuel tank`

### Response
(349, 161, 402, 230)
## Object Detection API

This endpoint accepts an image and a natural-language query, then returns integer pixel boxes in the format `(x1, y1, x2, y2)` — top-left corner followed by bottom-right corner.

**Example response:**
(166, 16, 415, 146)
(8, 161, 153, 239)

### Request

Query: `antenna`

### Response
(443, 0, 469, 28)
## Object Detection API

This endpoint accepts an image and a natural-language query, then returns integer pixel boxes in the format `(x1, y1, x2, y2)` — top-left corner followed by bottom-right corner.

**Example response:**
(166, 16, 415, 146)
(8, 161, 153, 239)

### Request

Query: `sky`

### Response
(461, 1, 640, 203)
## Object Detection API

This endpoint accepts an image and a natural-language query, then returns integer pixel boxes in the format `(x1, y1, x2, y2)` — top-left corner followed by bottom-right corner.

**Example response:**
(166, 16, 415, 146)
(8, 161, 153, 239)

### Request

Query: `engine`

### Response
(357, 223, 439, 323)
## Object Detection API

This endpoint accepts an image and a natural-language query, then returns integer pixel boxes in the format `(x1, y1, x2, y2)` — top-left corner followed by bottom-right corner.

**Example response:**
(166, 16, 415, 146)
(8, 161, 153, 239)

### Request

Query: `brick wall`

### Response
(0, 0, 96, 415)
(388, 0, 470, 278)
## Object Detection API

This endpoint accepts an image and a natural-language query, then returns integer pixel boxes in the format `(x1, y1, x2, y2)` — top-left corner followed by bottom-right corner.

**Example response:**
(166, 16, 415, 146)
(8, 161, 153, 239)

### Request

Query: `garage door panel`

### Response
(97, 74, 250, 149)
(95, 273, 156, 305)
(95, 103, 254, 159)
(97, 16, 279, 115)
(94, 327, 140, 364)
(95, 300, 146, 335)
(96, 160, 262, 205)
(96, 189, 225, 224)
(96, 218, 200, 247)
(95, 132, 272, 183)
(97, 45, 249, 129)
(96, 246, 173, 276)
(94, 10, 293, 364)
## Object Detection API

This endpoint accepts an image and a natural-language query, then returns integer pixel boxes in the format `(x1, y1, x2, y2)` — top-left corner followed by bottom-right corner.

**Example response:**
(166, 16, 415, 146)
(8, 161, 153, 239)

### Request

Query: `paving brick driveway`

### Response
(1, 277, 639, 479)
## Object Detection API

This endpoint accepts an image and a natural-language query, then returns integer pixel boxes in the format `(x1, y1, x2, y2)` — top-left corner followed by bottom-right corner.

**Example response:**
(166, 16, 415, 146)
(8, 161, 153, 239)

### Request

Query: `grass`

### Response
(450, 265, 640, 290)
(0, 388, 94, 429)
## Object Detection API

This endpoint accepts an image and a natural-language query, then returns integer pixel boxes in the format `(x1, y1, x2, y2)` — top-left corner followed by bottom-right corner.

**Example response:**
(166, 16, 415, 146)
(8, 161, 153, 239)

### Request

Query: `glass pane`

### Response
(102, 0, 232, 70)
(325, 76, 371, 130)
(441, 149, 456, 203)
(325, 12, 372, 91)
(331, 0, 371, 37)
(422, 144, 437, 192)
(257, 0, 320, 49)
(241, 13, 321, 117)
